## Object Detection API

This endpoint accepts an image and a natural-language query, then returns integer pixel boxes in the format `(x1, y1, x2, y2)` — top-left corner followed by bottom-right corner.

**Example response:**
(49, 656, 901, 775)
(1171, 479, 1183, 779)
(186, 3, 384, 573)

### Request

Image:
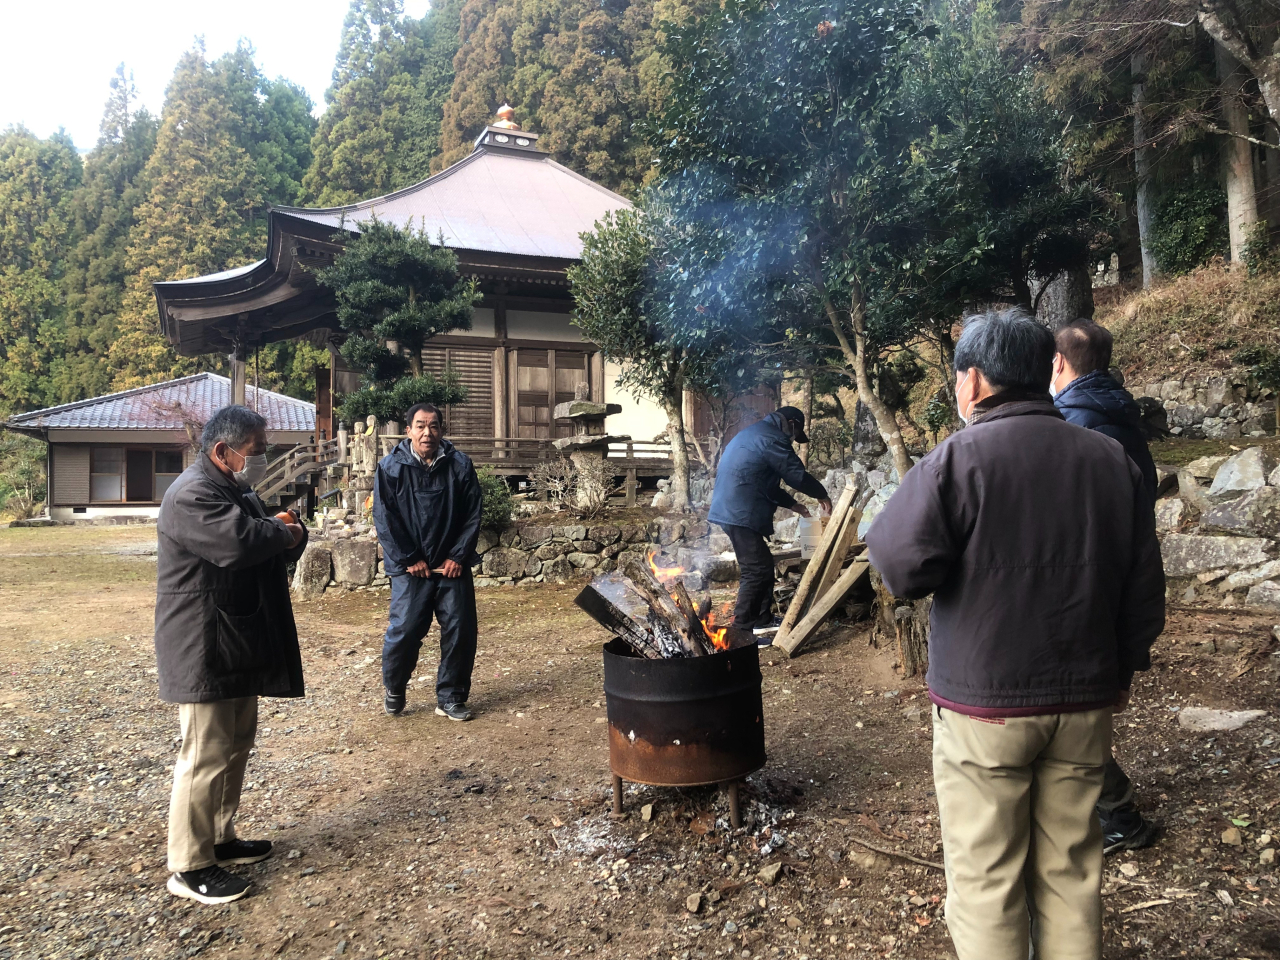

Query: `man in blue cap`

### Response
(708, 407, 831, 642)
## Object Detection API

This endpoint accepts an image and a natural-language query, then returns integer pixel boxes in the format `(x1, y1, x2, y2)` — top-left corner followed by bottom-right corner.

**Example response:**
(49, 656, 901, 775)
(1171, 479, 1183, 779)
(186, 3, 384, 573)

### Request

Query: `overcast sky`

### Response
(2, 0, 434, 151)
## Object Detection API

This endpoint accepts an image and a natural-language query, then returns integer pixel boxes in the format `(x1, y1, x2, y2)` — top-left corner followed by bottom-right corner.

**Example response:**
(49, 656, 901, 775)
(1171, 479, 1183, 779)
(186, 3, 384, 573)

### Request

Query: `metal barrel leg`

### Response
(727, 781, 741, 829)
(612, 774, 625, 818)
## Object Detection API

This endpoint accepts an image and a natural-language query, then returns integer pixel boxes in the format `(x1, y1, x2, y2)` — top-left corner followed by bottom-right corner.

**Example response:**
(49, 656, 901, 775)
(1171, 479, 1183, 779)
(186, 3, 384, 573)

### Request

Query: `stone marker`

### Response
(1177, 707, 1267, 732)
(331, 539, 377, 586)
(292, 542, 333, 597)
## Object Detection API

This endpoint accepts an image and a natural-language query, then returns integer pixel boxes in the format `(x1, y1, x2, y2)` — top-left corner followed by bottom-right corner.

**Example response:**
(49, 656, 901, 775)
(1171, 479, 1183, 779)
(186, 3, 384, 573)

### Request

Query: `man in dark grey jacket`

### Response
(373, 403, 482, 720)
(865, 310, 1164, 960)
(707, 407, 830, 639)
(156, 405, 307, 906)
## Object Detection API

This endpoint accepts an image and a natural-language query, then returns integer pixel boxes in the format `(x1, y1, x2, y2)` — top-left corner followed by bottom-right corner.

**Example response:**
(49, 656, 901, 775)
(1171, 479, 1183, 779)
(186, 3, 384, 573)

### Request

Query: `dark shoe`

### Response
(385, 688, 406, 716)
(167, 865, 251, 905)
(435, 702, 473, 721)
(753, 616, 783, 643)
(214, 839, 273, 866)
(1100, 802, 1160, 854)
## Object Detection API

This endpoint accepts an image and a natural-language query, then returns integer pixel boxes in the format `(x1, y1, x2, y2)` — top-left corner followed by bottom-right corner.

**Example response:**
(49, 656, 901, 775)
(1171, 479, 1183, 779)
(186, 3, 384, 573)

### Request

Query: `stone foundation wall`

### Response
(292, 514, 739, 597)
(1133, 372, 1276, 440)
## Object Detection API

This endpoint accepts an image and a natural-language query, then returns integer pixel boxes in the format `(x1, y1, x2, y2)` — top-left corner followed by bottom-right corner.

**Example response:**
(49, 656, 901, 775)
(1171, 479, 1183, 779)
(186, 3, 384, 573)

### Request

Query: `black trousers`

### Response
(382, 571, 478, 706)
(1097, 752, 1134, 812)
(723, 524, 776, 628)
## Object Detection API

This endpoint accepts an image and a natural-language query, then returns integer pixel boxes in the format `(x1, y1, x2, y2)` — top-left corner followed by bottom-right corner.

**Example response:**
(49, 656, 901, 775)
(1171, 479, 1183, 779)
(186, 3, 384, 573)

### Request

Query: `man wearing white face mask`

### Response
(155, 405, 307, 905)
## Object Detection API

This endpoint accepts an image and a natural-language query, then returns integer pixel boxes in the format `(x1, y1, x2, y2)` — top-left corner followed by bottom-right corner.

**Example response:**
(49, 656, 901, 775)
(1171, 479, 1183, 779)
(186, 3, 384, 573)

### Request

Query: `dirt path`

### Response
(2, 526, 1279, 959)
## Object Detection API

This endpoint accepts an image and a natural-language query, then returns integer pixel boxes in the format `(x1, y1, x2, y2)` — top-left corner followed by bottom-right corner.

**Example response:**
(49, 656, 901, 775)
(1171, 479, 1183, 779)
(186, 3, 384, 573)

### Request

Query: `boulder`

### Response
(475, 528, 499, 555)
(1159, 533, 1274, 578)
(1154, 465, 1179, 497)
(1154, 498, 1187, 533)
(1201, 418, 1242, 441)
(857, 483, 899, 539)
(572, 539, 602, 553)
(520, 525, 555, 546)
(1185, 455, 1229, 480)
(483, 547, 530, 579)
(1209, 448, 1277, 501)
(1270, 463, 1280, 487)
(291, 542, 332, 597)
(499, 527, 521, 547)
(1221, 560, 1280, 592)
(1174, 469, 1212, 515)
(1178, 707, 1267, 732)
(1246, 580, 1280, 611)
(563, 524, 588, 541)
(567, 552, 601, 570)
(773, 514, 800, 543)
(331, 539, 377, 586)
(602, 541, 628, 558)
(702, 555, 740, 583)
(1200, 487, 1280, 538)
(588, 525, 622, 546)
(533, 542, 570, 561)
(541, 556, 575, 583)
(709, 529, 732, 554)
(622, 525, 649, 543)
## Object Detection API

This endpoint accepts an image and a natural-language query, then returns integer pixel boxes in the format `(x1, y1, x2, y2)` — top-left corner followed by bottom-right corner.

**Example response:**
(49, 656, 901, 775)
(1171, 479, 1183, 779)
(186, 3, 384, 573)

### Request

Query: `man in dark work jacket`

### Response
(1052, 318, 1160, 853)
(373, 402, 482, 720)
(156, 405, 308, 906)
(865, 309, 1165, 960)
(708, 407, 831, 640)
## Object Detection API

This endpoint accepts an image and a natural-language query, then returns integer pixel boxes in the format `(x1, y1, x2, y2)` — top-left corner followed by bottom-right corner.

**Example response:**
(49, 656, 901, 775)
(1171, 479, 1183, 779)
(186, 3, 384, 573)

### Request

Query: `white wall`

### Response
(443, 306, 496, 338)
(603, 361, 671, 442)
(506, 310, 586, 342)
(51, 505, 161, 521)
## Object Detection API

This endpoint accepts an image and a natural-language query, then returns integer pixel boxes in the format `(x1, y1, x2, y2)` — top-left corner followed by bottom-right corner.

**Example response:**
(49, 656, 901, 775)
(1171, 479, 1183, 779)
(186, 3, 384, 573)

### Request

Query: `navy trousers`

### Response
(382, 572, 478, 707)
(722, 524, 776, 628)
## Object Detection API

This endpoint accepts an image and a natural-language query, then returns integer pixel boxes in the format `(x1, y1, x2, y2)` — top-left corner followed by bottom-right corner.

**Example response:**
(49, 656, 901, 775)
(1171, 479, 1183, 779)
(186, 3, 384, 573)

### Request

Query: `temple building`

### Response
(151, 107, 673, 456)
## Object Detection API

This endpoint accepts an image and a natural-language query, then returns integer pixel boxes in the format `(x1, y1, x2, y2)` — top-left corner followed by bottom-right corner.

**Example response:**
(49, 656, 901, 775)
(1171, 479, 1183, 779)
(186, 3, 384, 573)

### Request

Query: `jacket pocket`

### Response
(214, 603, 275, 674)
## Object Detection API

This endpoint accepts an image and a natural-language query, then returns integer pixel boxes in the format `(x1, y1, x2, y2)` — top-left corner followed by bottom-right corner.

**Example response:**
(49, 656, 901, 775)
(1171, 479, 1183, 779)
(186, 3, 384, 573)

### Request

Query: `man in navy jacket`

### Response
(373, 403, 482, 720)
(708, 407, 830, 639)
(1052, 319, 1160, 852)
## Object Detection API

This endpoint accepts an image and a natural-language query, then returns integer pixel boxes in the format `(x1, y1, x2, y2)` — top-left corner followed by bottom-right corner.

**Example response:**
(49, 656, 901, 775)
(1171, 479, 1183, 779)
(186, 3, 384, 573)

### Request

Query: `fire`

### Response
(648, 550, 733, 652)
(647, 548, 684, 582)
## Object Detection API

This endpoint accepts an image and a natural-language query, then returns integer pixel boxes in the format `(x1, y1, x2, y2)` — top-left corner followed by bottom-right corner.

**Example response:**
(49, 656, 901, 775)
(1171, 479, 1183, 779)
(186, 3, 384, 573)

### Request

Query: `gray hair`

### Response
(953, 308, 1054, 393)
(201, 405, 268, 453)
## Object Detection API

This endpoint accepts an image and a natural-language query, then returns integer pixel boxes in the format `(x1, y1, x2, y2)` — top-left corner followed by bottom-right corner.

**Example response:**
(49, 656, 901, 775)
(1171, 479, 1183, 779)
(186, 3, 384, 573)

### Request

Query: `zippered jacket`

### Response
(1055, 370, 1158, 502)
(373, 438, 482, 576)
(865, 397, 1165, 711)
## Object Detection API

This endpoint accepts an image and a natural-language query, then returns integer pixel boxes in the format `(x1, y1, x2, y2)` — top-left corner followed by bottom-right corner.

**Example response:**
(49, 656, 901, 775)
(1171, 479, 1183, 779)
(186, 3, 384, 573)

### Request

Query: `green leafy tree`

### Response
(1150, 184, 1230, 274)
(477, 466, 514, 527)
(53, 65, 159, 405)
(0, 431, 46, 519)
(315, 218, 480, 424)
(0, 126, 83, 414)
(302, 0, 463, 205)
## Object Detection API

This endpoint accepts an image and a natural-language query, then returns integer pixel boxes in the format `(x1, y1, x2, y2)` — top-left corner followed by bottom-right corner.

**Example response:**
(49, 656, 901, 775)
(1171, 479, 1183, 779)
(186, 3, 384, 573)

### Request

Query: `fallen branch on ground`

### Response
(848, 834, 944, 871)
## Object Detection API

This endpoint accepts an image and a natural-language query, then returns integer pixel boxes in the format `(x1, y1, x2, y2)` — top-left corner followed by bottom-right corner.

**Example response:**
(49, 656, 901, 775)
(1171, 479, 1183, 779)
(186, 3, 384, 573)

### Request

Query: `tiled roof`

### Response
(274, 148, 630, 261)
(5, 373, 315, 433)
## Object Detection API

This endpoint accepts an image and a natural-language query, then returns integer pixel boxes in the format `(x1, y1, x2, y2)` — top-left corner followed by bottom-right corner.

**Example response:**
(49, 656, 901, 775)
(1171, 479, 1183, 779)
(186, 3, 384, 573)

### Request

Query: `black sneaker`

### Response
(166, 865, 251, 905)
(435, 702, 473, 721)
(214, 839, 273, 866)
(753, 616, 783, 644)
(1100, 803, 1160, 855)
(385, 688, 406, 716)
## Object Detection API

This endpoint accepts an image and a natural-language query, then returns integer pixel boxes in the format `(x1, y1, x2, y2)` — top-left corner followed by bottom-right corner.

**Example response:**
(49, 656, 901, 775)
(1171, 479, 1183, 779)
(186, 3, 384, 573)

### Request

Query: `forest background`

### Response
(3, 0, 1280, 440)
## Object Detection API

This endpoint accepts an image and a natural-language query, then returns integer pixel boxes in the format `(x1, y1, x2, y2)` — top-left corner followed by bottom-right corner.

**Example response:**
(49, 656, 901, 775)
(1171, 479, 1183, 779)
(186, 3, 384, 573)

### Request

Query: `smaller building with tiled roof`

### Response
(4, 373, 315, 520)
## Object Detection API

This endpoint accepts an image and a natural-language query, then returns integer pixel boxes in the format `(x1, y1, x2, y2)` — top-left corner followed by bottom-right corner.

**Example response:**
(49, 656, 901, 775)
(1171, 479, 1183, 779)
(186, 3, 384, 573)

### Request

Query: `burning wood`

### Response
(575, 548, 752, 659)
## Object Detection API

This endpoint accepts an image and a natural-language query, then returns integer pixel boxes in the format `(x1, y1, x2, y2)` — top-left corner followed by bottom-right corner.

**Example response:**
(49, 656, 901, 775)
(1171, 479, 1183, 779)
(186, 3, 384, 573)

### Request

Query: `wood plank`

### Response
(775, 477, 856, 646)
(811, 503, 863, 603)
(775, 562, 871, 658)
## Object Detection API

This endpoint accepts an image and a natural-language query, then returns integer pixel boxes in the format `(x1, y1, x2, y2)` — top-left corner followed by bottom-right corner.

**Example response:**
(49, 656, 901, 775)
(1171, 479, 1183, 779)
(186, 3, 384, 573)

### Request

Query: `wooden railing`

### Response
(376, 435, 693, 466)
(256, 438, 341, 503)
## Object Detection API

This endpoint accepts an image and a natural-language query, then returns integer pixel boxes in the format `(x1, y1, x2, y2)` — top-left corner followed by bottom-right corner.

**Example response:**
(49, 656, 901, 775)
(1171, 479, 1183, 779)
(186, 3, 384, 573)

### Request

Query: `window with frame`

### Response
(90, 448, 124, 502)
(155, 450, 184, 499)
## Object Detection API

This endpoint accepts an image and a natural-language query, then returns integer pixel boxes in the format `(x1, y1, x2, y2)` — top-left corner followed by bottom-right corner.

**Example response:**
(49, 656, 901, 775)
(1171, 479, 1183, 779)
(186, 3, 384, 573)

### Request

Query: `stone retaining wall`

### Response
(1133, 372, 1276, 440)
(292, 515, 738, 597)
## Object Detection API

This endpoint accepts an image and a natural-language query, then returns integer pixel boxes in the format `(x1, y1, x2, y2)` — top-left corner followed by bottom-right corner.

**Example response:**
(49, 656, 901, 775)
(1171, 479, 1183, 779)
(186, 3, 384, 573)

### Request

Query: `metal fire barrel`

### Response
(602, 638, 766, 787)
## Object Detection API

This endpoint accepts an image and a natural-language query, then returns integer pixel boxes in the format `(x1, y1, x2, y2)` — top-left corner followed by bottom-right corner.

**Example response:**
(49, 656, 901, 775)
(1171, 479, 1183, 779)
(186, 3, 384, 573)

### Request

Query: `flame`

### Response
(647, 548, 684, 582)
(647, 549, 732, 652)
(701, 602, 735, 652)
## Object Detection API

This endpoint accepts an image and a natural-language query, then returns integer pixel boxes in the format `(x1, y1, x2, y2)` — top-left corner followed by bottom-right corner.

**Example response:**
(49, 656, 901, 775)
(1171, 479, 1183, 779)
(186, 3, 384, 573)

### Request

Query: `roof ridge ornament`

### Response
(492, 104, 520, 130)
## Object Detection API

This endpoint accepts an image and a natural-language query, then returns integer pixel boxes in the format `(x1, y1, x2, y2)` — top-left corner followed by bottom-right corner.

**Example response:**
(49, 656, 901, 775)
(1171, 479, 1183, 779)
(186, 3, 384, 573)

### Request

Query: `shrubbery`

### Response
(1150, 186, 1229, 275)
(477, 467, 513, 530)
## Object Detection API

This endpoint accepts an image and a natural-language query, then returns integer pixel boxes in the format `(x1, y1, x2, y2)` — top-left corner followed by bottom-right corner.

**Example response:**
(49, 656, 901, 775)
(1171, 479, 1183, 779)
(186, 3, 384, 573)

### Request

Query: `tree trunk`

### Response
(1034, 263, 1094, 330)
(800, 372, 813, 466)
(870, 569, 930, 677)
(824, 294, 914, 480)
(662, 398, 692, 512)
(1132, 52, 1158, 288)
(1218, 43, 1260, 262)
(1198, 5, 1280, 131)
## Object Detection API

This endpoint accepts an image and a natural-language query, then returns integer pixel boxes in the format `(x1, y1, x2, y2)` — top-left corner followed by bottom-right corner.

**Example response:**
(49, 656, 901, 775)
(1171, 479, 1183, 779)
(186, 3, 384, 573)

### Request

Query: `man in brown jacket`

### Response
(865, 309, 1165, 960)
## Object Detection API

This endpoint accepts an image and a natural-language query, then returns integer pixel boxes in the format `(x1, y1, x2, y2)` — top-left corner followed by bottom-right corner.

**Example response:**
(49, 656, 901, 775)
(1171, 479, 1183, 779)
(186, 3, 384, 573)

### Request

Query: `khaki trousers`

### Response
(932, 705, 1112, 960)
(167, 697, 258, 872)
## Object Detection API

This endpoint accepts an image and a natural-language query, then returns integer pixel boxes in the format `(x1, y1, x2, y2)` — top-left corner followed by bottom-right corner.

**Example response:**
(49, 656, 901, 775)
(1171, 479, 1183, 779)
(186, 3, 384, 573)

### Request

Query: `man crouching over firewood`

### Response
(373, 403, 482, 720)
(708, 406, 831, 643)
(864, 309, 1164, 960)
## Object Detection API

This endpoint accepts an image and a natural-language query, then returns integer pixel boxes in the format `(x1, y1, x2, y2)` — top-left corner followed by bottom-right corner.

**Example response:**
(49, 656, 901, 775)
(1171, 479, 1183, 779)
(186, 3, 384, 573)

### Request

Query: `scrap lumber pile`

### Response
(774, 476, 872, 657)
(574, 551, 754, 659)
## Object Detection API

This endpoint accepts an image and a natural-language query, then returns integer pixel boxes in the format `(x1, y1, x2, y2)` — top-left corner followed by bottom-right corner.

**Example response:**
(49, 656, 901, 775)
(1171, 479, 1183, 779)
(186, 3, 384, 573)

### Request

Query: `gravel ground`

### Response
(2, 526, 1280, 959)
